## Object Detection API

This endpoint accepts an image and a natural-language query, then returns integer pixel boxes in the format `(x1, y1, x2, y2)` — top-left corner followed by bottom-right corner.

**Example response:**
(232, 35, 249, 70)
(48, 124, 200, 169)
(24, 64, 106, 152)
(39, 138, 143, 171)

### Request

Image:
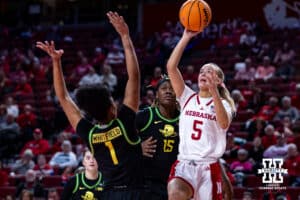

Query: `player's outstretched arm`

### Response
(107, 11, 140, 112)
(36, 41, 82, 129)
(166, 29, 200, 97)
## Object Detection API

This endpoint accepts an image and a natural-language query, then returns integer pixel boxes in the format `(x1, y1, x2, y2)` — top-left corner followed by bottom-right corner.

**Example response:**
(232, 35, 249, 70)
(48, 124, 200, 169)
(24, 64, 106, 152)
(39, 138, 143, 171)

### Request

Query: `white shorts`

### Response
(168, 160, 222, 200)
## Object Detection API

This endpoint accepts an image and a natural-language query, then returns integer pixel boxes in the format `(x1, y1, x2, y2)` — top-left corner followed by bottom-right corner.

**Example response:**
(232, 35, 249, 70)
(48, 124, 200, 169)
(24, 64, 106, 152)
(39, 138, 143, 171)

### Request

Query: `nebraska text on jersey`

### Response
(185, 110, 217, 121)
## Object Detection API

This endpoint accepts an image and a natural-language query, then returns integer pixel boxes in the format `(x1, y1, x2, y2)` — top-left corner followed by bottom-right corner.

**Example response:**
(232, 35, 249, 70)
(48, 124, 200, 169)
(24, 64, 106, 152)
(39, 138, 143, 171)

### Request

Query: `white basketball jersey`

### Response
(177, 85, 232, 162)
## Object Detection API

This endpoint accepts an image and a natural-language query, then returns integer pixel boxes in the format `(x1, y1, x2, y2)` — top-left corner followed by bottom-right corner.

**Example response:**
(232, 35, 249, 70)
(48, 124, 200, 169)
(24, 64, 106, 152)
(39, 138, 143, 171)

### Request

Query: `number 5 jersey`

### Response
(178, 86, 233, 162)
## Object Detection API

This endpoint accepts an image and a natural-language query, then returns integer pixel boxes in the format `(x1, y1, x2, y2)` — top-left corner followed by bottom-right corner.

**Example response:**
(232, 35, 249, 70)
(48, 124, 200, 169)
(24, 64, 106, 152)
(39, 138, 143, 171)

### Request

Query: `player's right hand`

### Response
(107, 11, 129, 37)
(141, 136, 157, 158)
(183, 28, 201, 39)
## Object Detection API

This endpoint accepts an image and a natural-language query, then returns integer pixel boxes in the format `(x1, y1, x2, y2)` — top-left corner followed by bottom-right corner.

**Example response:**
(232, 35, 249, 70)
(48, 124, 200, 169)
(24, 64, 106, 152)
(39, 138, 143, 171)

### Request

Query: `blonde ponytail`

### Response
(218, 85, 236, 114)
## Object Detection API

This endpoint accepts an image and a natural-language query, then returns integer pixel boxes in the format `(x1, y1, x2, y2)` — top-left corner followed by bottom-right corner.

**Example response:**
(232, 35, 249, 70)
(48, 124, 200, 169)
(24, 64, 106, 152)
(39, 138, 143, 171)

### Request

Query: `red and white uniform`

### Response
(169, 86, 232, 200)
(178, 86, 232, 161)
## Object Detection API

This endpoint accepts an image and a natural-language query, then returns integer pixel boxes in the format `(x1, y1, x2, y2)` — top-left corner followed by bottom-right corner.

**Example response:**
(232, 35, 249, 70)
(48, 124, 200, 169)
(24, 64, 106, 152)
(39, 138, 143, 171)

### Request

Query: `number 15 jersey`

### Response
(178, 86, 232, 162)
(136, 106, 180, 184)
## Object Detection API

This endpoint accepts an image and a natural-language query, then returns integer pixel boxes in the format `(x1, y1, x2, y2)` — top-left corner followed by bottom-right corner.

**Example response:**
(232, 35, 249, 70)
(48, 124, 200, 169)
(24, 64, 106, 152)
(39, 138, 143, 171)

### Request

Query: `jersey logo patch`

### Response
(81, 191, 96, 200)
(159, 124, 177, 137)
(210, 105, 215, 113)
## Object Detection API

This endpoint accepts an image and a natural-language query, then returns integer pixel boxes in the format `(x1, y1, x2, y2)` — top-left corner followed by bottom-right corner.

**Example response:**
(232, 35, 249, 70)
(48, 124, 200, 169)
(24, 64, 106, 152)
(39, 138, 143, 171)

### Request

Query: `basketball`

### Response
(179, 0, 212, 32)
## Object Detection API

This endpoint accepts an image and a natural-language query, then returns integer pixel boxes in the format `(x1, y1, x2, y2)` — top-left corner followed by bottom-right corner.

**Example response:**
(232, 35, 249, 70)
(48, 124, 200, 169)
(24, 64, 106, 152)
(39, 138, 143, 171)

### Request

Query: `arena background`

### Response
(0, 0, 299, 199)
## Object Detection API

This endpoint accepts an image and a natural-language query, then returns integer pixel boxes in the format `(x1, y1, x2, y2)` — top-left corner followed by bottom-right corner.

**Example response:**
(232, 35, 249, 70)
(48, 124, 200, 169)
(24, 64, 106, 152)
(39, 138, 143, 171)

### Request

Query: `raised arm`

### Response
(36, 41, 82, 129)
(166, 29, 200, 97)
(107, 12, 140, 112)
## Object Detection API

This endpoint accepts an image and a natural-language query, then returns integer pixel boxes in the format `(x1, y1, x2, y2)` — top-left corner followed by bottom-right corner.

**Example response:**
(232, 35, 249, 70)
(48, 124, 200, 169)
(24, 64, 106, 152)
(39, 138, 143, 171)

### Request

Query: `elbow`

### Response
(220, 122, 230, 130)
(166, 61, 172, 70)
(128, 68, 140, 79)
(220, 125, 229, 130)
(58, 94, 71, 103)
(128, 73, 140, 83)
(218, 113, 231, 130)
(166, 63, 174, 74)
(56, 92, 68, 101)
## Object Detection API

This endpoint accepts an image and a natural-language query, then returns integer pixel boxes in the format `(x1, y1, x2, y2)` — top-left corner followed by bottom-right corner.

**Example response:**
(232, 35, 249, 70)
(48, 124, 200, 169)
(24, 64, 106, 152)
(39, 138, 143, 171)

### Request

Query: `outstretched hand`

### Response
(141, 136, 157, 158)
(107, 11, 129, 37)
(182, 28, 202, 39)
(36, 41, 64, 60)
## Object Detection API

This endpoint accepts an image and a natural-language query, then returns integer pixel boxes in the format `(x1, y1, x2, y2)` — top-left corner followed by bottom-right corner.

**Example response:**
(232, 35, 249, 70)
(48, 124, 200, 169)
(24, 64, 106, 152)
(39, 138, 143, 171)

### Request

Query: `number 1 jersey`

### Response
(76, 104, 144, 188)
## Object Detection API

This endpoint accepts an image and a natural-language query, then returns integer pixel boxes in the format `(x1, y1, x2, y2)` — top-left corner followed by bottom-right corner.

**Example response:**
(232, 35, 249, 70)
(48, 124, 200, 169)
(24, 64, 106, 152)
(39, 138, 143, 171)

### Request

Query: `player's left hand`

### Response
(36, 40, 64, 61)
(107, 11, 129, 37)
(141, 136, 157, 158)
(204, 71, 220, 95)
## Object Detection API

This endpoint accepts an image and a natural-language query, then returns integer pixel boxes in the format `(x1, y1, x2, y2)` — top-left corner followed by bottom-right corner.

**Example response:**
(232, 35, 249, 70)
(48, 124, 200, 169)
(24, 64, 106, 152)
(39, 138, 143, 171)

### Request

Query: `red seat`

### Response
(283, 175, 289, 185)
(56, 186, 64, 196)
(229, 122, 245, 132)
(236, 111, 254, 122)
(228, 79, 247, 87)
(242, 142, 253, 151)
(253, 187, 265, 199)
(34, 77, 49, 85)
(244, 175, 261, 187)
(254, 79, 265, 84)
(45, 154, 53, 162)
(35, 84, 50, 92)
(2, 167, 11, 174)
(38, 99, 55, 107)
(275, 83, 292, 92)
(293, 135, 300, 149)
(0, 186, 16, 198)
(39, 107, 56, 120)
(258, 83, 272, 91)
(266, 77, 283, 84)
(233, 186, 246, 199)
(8, 176, 25, 186)
(286, 186, 300, 200)
(42, 175, 62, 187)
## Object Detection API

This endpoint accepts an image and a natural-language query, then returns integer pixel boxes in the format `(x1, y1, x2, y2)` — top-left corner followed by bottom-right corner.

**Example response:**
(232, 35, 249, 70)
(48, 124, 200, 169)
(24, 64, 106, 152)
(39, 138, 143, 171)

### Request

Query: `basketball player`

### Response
(61, 150, 104, 199)
(138, 76, 233, 200)
(166, 29, 236, 200)
(36, 12, 144, 199)
(136, 75, 180, 200)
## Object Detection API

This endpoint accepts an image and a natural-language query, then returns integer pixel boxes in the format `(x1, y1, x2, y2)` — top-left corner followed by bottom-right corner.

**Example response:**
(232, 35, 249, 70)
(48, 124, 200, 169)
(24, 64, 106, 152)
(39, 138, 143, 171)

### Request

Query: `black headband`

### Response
(156, 75, 170, 90)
